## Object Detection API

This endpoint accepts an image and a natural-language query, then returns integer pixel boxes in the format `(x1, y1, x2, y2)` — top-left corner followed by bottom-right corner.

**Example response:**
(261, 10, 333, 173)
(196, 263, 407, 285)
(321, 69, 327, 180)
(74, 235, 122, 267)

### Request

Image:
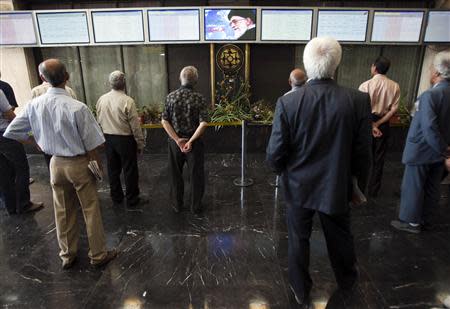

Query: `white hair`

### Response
(109, 70, 125, 90)
(303, 37, 342, 80)
(434, 51, 450, 80)
(180, 66, 198, 86)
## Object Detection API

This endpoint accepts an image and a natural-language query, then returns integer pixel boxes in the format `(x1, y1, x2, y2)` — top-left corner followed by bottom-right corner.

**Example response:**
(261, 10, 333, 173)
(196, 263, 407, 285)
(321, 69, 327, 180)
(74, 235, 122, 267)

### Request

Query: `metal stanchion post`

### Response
(234, 120, 253, 187)
(269, 175, 280, 187)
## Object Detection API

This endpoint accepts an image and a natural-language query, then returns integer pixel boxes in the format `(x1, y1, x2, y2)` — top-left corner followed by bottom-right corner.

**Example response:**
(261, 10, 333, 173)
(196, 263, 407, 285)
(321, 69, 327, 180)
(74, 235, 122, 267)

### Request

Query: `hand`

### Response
(182, 141, 192, 153)
(445, 157, 450, 172)
(372, 126, 383, 138)
(176, 138, 188, 151)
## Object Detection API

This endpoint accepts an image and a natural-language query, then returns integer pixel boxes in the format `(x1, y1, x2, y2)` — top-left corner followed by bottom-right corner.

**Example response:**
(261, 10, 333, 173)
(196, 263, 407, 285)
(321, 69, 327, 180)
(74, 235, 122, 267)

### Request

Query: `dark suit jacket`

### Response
(403, 80, 450, 165)
(266, 79, 372, 215)
(0, 80, 17, 108)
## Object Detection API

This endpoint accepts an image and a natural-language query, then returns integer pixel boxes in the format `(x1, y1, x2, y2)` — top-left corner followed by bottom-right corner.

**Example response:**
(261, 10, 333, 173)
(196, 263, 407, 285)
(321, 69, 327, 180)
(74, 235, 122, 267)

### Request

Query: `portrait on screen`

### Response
(205, 9, 256, 41)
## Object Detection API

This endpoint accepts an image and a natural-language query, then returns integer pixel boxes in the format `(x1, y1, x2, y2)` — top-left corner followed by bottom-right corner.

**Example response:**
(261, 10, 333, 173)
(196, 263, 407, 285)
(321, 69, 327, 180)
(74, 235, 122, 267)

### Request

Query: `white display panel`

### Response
(424, 11, 450, 43)
(37, 11, 90, 44)
(0, 12, 36, 45)
(261, 9, 312, 41)
(317, 10, 368, 42)
(371, 11, 424, 43)
(148, 9, 200, 41)
(92, 10, 144, 43)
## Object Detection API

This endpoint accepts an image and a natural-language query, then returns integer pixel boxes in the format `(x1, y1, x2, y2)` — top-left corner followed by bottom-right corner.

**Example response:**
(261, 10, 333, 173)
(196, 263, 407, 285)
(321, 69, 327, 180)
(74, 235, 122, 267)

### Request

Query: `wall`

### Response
(0, 0, 36, 109)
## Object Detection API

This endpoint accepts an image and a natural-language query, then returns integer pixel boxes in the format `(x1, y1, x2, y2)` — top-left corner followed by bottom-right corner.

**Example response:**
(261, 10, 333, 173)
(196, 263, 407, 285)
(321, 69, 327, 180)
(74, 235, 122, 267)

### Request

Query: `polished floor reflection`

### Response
(1, 153, 449, 309)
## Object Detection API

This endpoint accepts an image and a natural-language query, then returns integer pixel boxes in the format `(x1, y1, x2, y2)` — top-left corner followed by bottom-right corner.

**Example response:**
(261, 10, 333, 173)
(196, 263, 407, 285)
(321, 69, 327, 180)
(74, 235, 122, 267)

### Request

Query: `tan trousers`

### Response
(50, 156, 107, 264)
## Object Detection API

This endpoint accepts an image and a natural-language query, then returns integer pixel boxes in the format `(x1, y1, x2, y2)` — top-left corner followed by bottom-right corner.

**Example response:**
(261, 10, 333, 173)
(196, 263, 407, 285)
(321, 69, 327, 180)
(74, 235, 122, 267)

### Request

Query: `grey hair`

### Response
(180, 66, 198, 87)
(303, 37, 342, 80)
(433, 51, 450, 80)
(109, 70, 125, 90)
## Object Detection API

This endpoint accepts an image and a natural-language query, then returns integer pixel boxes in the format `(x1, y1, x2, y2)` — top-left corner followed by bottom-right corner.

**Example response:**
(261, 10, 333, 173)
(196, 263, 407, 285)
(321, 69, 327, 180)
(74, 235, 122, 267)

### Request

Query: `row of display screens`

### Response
(1, 8, 449, 46)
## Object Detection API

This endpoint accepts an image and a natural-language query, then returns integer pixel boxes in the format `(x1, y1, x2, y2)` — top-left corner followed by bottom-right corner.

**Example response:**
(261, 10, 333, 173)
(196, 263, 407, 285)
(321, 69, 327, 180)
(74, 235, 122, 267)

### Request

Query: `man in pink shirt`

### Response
(359, 56, 400, 198)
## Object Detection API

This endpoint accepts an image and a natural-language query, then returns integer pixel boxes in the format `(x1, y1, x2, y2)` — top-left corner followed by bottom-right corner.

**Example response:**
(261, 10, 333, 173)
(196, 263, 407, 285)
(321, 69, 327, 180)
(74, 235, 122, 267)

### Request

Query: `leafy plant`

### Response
(396, 95, 412, 127)
(137, 104, 163, 124)
(210, 78, 252, 123)
(250, 99, 275, 124)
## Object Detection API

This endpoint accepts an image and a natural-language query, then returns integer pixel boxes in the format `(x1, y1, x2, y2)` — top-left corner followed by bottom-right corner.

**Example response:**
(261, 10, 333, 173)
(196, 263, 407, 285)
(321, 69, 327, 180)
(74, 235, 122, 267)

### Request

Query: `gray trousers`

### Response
(399, 162, 444, 224)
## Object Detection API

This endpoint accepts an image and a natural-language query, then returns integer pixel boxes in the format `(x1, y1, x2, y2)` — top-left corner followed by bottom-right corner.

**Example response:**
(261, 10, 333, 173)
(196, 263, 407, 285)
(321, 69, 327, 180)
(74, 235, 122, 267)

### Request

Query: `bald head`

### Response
(39, 58, 68, 87)
(289, 68, 306, 88)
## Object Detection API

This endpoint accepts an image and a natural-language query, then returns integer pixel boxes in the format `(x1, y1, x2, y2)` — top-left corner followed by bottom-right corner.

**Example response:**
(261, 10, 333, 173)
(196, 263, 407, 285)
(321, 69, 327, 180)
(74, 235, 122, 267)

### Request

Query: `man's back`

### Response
(23, 88, 102, 157)
(97, 90, 136, 135)
(403, 80, 450, 165)
(163, 86, 208, 137)
(359, 74, 400, 115)
(267, 79, 371, 214)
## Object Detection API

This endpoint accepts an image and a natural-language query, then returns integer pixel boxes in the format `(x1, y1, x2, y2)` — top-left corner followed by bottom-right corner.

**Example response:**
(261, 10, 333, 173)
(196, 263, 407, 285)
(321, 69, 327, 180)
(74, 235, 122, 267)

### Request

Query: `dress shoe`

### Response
(391, 220, 421, 234)
(127, 196, 149, 207)
(23, 202, 44, 213)
(91, 249, 117, 268)
(29, 177, 35, 185)
(62, 257, 77, 270)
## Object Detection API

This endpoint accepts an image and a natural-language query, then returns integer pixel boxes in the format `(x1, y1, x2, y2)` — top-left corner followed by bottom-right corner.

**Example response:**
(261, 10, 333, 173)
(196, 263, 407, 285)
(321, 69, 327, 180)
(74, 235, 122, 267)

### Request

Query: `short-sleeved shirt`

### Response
(0, 90, 13, 132)
(358, 74, 400, 116)
(162, 85, 209, 137)
(4, 87, 104, 157)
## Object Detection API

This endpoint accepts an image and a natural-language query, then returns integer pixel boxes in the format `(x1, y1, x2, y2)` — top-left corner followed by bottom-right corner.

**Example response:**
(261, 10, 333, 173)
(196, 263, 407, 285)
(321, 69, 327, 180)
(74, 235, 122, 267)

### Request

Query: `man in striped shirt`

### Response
(4, 59, 116, 269)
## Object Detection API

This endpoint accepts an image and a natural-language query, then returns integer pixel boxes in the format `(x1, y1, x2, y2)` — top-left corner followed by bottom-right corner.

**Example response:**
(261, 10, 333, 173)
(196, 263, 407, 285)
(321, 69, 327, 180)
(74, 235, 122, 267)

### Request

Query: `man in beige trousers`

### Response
(4, 59, 116, 270)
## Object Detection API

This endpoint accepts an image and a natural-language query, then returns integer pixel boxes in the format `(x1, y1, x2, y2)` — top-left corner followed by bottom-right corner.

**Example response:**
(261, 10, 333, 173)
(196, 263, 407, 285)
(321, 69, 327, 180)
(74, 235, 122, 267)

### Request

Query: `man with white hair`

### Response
(267, 37, 372, 307)
(96, 70, 147, 208)
(284, 68, 306, 96)
(391, 51, 450, 234)
(162, 66, 209, 214)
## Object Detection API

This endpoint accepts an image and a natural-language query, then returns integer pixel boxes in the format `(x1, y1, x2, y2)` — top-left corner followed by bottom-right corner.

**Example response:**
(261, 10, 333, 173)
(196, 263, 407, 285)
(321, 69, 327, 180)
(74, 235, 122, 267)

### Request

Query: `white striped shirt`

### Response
(4, 87, 105, 156)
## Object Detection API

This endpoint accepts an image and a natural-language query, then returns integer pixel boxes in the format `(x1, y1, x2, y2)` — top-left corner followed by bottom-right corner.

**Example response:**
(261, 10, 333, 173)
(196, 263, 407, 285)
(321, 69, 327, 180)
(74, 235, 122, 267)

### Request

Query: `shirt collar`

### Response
(433, 79, 449, 88)
(46, 87, 71, 96)
(373, 73, 386, 80)
(180, 85, 193, 90)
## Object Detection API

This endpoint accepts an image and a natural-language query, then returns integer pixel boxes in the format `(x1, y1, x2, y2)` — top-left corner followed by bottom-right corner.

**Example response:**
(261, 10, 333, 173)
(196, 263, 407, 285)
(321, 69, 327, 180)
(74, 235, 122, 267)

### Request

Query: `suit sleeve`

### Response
(266, 98, 289, 174)
(352, 92, 372, 193)
(419, 91, 448, 157)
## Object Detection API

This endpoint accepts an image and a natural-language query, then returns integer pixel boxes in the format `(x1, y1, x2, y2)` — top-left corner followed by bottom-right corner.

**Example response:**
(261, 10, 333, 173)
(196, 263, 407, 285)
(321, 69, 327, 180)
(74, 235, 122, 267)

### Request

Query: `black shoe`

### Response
(22, 202, 44, 214)
(127, 196, 149, 207)
(62, 257, 77, 270)
(112, 199, 124, 207)
(391, 220, 421, 234)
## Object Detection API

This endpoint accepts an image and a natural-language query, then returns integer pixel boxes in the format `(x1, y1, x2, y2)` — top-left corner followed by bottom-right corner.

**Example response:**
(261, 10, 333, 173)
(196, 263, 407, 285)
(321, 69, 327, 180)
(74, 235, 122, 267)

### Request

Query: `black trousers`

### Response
(0, 135, 30, 212)
(0, 154, 16, 214)
(168, 138, 204, 212)
(104, 134, 139, 204)
(287, 206, 357, 301)
(369, 114, 390, 197)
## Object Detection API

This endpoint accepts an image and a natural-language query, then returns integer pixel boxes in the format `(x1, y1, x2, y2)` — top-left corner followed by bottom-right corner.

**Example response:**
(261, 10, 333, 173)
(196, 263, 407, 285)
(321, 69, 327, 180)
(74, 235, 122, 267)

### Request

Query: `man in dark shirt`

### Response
(0, 72, 18, 108)
(162, 66, 209, 214)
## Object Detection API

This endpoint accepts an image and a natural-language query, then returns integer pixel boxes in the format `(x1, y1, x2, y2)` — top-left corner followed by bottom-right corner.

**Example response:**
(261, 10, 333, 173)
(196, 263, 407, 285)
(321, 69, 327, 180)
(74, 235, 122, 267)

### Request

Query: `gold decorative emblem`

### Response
(216, 44, 243, 75)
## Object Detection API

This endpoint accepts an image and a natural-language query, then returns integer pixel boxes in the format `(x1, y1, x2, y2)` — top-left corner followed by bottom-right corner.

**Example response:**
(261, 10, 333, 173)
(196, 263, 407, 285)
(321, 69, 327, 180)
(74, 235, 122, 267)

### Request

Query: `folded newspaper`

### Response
(351, 176, 367, 206)
(88, 160, 103, 182)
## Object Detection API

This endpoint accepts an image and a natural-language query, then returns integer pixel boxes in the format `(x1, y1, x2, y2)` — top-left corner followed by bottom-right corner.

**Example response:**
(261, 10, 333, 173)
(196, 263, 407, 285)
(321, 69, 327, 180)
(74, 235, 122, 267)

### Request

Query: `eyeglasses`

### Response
(229, 18, 246, 26)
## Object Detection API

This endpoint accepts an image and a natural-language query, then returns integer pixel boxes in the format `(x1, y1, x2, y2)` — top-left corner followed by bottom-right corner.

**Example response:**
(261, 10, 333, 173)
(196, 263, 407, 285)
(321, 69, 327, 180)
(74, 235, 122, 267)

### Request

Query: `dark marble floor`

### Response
(1, 153, 449, 309)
